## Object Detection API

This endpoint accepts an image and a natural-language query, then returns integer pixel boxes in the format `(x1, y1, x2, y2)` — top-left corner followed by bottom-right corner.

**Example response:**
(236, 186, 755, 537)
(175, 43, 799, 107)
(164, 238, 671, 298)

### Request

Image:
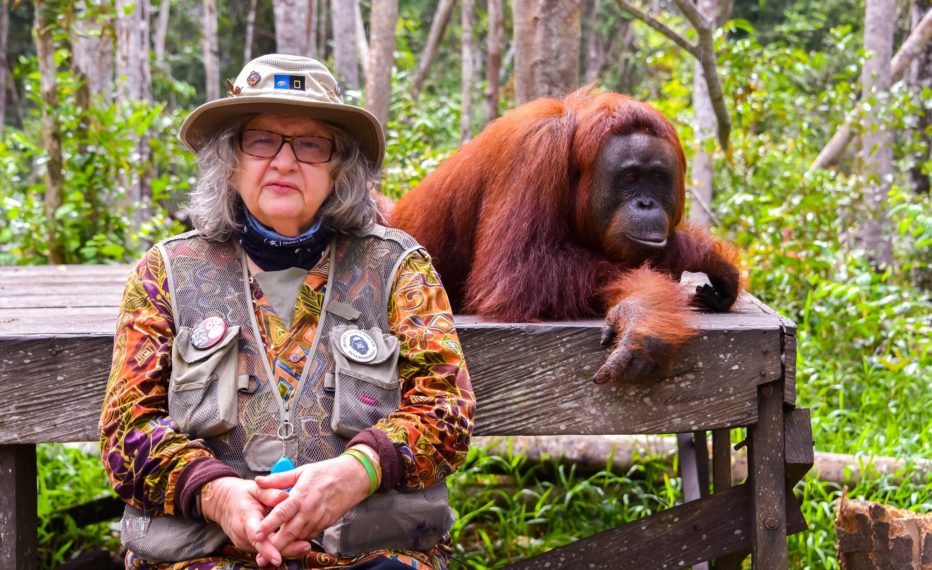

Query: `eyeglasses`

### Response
(239, 129, 335, 164)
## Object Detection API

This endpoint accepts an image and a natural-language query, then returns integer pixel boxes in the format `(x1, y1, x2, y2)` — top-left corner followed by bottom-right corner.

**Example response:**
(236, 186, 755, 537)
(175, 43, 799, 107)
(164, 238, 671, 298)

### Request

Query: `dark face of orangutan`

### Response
(589, 131, 680, 263)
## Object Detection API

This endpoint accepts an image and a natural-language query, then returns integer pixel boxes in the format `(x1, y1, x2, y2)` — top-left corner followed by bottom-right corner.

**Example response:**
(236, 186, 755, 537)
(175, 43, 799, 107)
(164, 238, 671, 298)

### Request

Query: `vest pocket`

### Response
(121, 504, 228, 562)
(169, 324, 240, 438)
(322, 484, 455, 557)
(329, 325, 401, 438)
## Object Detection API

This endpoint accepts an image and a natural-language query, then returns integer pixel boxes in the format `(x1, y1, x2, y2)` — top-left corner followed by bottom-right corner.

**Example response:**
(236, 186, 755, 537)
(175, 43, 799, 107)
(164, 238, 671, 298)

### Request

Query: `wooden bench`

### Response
(0, 264, 813, 569)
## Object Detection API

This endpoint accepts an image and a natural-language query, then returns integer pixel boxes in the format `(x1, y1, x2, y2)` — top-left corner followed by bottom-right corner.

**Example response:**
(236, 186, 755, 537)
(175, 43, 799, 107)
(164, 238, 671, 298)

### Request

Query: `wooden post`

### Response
(0, 444, 38, 570)
(678, 431, 711, 569)
(713, 428, 744, 569)
(694, 430, 710, 493)
(712, 428, 732, 490)
(749, 380, 787, 567)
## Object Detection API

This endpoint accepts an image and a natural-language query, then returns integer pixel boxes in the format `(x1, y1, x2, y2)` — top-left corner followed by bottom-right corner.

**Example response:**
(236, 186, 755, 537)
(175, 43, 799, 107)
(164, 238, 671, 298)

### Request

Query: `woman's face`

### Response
(231, 114, 335, 236)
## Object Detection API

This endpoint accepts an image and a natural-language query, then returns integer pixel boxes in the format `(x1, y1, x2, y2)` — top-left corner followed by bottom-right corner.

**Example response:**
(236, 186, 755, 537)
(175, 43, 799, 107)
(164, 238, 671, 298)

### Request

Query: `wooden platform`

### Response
(0, 264, 812, 569)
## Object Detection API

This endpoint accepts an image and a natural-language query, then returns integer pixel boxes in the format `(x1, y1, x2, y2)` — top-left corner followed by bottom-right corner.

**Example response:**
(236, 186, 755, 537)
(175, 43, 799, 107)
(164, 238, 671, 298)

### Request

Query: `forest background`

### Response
(0, 0, 930, 568)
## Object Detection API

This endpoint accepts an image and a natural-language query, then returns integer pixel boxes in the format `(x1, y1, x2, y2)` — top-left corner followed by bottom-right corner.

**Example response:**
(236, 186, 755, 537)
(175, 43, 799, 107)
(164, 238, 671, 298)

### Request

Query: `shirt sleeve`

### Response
(348, 248, 475, 492)
(98, 247, 235, 517)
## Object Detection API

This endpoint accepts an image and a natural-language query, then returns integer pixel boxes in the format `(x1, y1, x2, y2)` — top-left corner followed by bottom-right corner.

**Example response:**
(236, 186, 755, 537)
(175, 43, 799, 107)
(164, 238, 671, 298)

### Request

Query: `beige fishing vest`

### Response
(120, 226, 455, 562)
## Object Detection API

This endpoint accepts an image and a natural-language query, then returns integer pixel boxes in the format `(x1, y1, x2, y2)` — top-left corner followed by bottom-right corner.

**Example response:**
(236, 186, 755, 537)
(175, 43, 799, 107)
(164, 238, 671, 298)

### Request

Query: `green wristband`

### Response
(343, 449, 379, 496)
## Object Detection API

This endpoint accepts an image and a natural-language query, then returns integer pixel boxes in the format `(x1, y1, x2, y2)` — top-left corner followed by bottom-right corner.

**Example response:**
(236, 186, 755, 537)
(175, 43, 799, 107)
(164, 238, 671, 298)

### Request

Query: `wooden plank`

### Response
(782, 325, 798, 406)
(694, 430, 710, 493)
(712, 429, 732, 491)
(677, 432, 710, 570)
(0, 286, 125, 309)
(462, 323, 781, 435)
(0, 264, 129, 279)
(0, 320, 784, 442)
(0, 337, 113, 443)
(749, 380, 788, 567)
(746, 295, 798, 406)
(0, 273, 126, 287)
(0, 444, 38, 570)
(0, 307, 121, 336)
(503, 482, 807, 570)
(712, 428, 742, 570)
(678, 433, 704, 499)
(785, 408, 814, 485)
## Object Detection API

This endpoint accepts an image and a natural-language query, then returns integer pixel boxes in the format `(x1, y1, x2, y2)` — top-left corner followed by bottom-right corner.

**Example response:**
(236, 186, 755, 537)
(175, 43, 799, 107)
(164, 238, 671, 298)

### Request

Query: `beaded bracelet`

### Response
(342, 448, 380, 496)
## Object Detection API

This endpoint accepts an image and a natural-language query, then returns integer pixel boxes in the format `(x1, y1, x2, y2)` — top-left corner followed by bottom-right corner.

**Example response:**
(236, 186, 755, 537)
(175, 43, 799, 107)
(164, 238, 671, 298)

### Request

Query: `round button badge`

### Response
(339, 329, 377, 363)
(191, 316, 227, 350)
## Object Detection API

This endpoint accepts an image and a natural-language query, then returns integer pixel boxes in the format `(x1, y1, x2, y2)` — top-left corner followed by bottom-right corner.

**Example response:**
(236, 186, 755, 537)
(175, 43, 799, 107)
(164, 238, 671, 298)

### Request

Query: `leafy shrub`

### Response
(36, 443, 120, 568)
(0, 52, 193, 265)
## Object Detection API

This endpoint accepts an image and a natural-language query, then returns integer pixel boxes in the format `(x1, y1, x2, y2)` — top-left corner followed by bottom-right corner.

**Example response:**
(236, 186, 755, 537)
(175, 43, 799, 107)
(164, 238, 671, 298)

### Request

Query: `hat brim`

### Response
(179, 95, 386, 170)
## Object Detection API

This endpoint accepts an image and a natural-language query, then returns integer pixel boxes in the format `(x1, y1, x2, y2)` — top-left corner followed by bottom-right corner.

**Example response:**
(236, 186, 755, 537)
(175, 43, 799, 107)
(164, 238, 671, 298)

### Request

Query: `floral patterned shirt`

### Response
(100, 240, 474, 569)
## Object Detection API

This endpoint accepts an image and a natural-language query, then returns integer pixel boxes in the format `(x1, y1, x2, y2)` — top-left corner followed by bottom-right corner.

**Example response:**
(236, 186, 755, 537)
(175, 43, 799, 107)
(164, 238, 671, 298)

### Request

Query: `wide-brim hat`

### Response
(180, 54, 385, 169)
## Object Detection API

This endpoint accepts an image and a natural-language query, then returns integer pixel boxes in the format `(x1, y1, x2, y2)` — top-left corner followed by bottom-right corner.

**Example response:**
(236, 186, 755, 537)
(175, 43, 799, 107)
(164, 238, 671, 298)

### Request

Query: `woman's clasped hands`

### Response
(201, 453, 373, 567)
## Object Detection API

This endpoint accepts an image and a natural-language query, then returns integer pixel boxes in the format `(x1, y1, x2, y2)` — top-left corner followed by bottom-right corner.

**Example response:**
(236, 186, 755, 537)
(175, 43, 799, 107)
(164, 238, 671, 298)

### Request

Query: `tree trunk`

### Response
(479, 435, 932, 486)
(308, 0, 318, 58)
(116, 0, 152, 102)
(274, 0, 312, 55)
(859, 0, 896, 269)
(513, 0, 583, 104)
(355, 0, 369, 77)
(244, 0, 258, 63)
(410, 0, 456, 101)
(318, 0, 329, 59)
(485, 0, 503, 123)
(365, 0, 398, 130)
(836, 491, 932, 568)
(202, 0, 220, 101)
(583, 0, 604, 83)
(332, 0, 359, 89)
(811, 9, 932, 170)
(689, 56, 716, 227)
(908, 0, 931, 195)
(0, 0, 10, 133)
(688, 0, 730, 227)
(116, 0, 152, 224)
(33, 1, 65, 264)
(153, 0, 171, 68)
(460, 0, 475, 142)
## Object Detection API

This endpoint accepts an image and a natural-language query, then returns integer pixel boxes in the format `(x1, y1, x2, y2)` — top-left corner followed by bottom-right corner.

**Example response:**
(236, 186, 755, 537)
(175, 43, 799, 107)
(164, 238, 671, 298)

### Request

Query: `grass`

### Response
(36, 444, 121, 567)
(446, 445, 679, 567)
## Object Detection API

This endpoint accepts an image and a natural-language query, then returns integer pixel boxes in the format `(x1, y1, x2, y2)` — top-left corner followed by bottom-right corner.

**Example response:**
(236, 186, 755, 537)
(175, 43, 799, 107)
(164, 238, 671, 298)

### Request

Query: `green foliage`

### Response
(731, 0, 864, 51)
(447, 443, 678, 567)
(707, 28, 932, 464)
(0, 53, 194, 264)
(36, 443, 120, 568)
(382, 70, 460, 200)
(699, 25, 931, 568)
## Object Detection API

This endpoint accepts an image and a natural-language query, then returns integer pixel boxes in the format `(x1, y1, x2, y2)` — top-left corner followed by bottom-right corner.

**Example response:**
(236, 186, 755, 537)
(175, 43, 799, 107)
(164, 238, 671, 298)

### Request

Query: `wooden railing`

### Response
(0, 264, 812, 569)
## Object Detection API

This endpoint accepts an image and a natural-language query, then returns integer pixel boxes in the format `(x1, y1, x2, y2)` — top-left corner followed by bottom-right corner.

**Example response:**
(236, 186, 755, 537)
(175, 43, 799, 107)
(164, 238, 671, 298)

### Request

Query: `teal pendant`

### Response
(271, 456, 296, 492)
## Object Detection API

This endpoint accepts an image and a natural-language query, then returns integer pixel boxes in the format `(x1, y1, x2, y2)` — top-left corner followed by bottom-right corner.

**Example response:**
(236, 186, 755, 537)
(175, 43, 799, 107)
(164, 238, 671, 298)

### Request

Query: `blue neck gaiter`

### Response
(237, 203, 334, 271)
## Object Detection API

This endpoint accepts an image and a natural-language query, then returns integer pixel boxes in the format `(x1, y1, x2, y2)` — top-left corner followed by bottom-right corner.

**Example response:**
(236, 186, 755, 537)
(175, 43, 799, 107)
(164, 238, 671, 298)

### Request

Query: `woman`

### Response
(99, 54, 475, 569)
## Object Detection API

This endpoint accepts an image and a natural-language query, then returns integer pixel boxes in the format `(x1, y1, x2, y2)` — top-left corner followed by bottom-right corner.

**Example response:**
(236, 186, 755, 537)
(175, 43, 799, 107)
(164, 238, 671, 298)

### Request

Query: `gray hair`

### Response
(186, 116, 381, 241)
